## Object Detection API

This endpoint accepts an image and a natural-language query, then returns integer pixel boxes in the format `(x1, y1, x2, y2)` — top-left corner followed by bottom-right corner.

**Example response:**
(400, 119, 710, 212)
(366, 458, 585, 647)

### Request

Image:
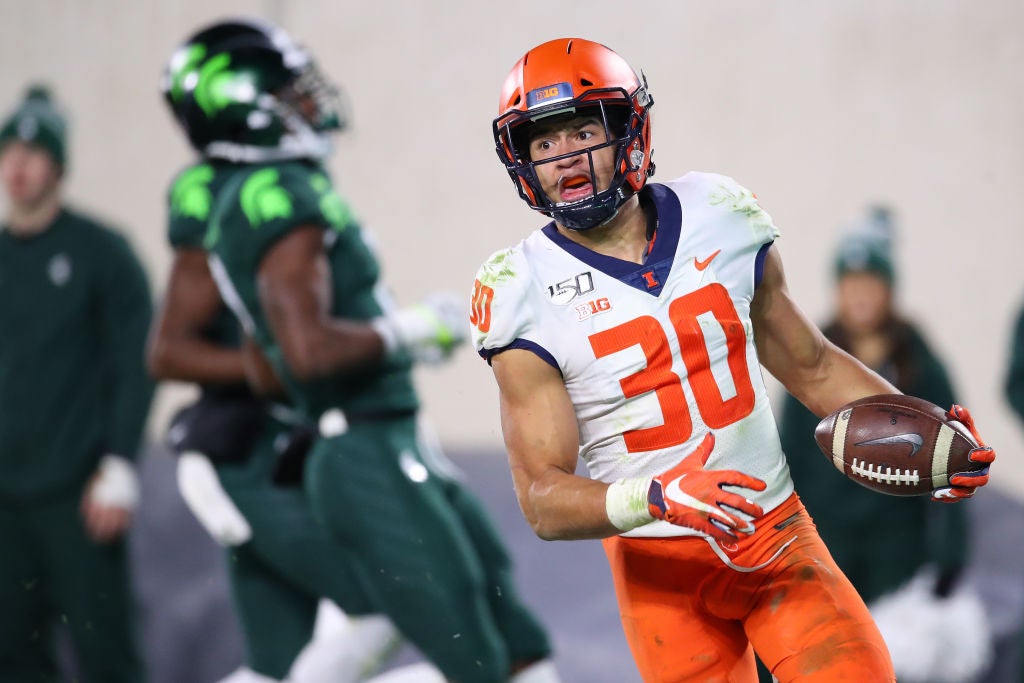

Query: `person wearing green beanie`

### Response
(0, 84, 67, 170)
(0, 84, 153, 682)
(762, 205, 991, 683)
(833, 205, 896, 286)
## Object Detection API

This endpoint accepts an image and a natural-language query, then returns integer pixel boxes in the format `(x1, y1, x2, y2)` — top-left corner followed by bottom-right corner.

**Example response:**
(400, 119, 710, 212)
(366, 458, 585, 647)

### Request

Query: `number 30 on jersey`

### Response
(590, 283, 756, 453)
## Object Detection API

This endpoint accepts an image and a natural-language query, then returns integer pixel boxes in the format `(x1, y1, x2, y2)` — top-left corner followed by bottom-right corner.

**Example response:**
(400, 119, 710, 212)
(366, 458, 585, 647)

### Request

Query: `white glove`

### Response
(371, 291, 468, 365)
(89, 455, 140, 510)
(176, 452, 252, 546)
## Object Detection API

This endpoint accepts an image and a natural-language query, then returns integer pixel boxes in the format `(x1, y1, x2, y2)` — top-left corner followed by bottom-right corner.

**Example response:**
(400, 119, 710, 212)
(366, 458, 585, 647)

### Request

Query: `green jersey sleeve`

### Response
(167, 162, 217, 249)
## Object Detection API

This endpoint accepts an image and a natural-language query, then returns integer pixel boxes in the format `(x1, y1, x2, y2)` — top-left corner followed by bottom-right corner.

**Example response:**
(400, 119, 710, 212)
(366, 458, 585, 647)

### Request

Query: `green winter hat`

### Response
(834, 205, 896, 286)
(0, 84, 67, 168)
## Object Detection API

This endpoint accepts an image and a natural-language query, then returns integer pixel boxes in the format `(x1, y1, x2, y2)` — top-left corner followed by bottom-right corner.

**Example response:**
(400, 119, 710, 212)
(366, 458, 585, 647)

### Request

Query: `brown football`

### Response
(814, 394, 982, 496)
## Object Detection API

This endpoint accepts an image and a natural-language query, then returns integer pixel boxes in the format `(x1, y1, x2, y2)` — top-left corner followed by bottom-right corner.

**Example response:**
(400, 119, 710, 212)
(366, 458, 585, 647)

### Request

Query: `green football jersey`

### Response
(167, 160, 245, 353)
(205, 160, 418, 419)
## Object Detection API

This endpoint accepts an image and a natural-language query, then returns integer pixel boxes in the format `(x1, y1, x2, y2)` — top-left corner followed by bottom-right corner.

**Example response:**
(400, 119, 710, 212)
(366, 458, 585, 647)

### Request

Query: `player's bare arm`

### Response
(751, 245, 898, 417)
(240, 335, 286, 397)
(257, 225, 385, 380)
(147, 247, 247, 384)
(492, 348, 617, 540)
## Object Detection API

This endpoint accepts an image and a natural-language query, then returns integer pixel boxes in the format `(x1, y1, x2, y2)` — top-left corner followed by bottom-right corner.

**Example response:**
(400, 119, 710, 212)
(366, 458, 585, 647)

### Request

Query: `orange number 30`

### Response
(588, 283, 756, 453)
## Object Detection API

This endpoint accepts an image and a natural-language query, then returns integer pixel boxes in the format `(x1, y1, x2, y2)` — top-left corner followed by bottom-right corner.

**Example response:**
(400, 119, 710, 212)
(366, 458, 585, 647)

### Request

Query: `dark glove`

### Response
(167, 392, 270, 463)
(272, 424, 316, 486)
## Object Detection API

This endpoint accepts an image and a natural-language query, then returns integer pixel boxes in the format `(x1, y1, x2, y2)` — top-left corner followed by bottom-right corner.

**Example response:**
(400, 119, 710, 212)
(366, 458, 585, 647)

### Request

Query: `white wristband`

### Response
(90, 455, 140, 510)
(605, 476, 655, 532)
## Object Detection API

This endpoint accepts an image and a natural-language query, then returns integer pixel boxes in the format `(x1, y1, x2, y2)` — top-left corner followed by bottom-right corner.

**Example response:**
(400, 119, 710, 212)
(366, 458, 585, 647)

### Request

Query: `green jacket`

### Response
(1005, 304, 1024, 424)
(0, 209, 154, 502)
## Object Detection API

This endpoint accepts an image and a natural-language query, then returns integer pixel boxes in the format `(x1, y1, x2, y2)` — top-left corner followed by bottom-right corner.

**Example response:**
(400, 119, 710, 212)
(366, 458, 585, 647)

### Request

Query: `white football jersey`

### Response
(473, 172, 795, 537)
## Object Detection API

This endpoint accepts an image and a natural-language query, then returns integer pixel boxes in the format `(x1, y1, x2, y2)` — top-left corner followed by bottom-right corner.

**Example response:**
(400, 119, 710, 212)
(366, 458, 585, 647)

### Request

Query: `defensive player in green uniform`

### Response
(162, 18, 560, 683)
(150, 152, 405, 681)
(0, 85, 153, 683)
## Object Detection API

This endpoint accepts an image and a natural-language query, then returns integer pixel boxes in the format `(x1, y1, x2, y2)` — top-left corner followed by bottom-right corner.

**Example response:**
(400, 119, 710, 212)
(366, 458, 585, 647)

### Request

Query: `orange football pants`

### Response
(602, 494, 894, 682)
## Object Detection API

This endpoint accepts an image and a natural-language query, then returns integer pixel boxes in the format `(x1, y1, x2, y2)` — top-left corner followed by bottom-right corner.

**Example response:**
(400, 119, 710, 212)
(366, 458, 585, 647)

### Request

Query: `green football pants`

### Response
(215, 421, 377, 679)
(304, 415, 550, 683)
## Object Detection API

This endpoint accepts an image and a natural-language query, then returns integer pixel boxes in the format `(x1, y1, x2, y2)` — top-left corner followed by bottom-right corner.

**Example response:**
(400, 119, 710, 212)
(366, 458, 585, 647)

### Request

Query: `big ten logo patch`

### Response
(470, 279, 494, 333)
(547, 271, 594, 305)
(526, 82, 572, 108)
(576, 297, 612, 321)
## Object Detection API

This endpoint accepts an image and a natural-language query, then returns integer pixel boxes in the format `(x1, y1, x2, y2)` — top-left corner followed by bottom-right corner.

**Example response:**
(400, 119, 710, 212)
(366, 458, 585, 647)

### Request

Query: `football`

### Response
(814, 394, 982, 496)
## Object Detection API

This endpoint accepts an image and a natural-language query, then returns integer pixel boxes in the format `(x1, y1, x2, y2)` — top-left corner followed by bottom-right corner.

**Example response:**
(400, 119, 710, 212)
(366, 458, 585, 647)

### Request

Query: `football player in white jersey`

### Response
(472, 38, 995, 682)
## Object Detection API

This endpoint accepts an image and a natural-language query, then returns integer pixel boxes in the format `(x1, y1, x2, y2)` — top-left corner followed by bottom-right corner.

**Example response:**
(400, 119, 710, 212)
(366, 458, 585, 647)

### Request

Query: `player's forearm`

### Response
(147, 334, 247, 384)
(513, 466, 621, 540)
(278, 319, 386, 381)
(787, 344, 899, 418)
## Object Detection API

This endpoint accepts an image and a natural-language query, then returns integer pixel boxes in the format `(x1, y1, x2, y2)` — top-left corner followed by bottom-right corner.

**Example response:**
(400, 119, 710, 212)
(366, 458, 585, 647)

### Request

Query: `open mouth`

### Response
(558, 174, 594, 203)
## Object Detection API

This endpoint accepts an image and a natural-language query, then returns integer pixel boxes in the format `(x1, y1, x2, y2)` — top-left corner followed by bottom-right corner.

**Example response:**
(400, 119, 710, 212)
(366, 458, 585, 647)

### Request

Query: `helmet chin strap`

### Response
(203, 92, 335, 163)
(204, 122, 333, 164)
(203, 135, 332, 163)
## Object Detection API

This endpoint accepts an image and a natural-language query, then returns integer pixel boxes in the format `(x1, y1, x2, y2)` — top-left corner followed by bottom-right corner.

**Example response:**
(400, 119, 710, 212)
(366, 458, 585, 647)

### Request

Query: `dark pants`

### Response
(215, 421, 377, 679)
(0, 493, 143, 683)
(304, 415, 550, 683)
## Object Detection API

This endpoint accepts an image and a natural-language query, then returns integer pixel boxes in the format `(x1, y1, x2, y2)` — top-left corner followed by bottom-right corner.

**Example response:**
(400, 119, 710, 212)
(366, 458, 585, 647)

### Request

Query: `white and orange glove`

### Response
(932, 405, 996, 502)
(605, 433, 767, 541)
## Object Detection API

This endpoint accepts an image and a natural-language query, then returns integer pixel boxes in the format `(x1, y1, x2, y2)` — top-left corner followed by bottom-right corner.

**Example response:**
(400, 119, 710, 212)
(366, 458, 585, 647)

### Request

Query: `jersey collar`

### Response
(540, 183, 681, 297)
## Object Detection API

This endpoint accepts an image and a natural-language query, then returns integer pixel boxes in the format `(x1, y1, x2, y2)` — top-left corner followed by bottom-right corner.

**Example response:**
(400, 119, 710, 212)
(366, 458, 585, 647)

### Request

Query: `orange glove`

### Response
(932, 405, 996, 502)
(647, 433, 767, 541)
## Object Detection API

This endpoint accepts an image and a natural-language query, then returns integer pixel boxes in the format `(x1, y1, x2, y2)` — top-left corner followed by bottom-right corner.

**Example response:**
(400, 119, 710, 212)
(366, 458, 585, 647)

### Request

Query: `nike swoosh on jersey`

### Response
(855, 433, 924, 456)
(694, 249, 721, 271)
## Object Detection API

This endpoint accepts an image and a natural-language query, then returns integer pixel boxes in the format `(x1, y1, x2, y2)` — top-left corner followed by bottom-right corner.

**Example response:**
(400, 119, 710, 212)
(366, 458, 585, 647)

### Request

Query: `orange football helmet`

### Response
(493, 38, 654, 231)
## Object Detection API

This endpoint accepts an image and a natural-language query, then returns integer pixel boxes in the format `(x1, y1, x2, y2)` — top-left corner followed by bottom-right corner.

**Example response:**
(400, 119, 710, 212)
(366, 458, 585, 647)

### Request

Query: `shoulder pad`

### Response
(167, 162, 216, 248)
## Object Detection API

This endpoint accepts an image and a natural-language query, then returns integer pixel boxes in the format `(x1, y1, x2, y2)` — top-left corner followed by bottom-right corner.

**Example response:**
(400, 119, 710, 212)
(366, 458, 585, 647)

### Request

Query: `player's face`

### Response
(527, 115, 617, 206)
(836, 271, 892, 334)
(0, 142, 60, 209)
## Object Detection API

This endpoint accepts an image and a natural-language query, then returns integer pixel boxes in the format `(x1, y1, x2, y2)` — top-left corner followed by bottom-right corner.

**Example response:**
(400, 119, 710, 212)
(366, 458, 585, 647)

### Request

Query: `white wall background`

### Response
(2, 0, 1022, 494)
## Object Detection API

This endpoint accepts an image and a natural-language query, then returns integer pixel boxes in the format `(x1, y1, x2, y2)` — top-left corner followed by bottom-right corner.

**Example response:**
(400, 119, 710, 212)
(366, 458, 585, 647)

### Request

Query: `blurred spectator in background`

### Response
(772, 205, 991, 683)
(1002, 289, 1024, 683)
(0, 85, 154, 682)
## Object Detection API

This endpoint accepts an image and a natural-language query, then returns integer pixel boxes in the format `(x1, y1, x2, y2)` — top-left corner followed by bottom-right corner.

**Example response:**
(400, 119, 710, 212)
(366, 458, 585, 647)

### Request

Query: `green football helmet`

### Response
(162, 18, 348, 162)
